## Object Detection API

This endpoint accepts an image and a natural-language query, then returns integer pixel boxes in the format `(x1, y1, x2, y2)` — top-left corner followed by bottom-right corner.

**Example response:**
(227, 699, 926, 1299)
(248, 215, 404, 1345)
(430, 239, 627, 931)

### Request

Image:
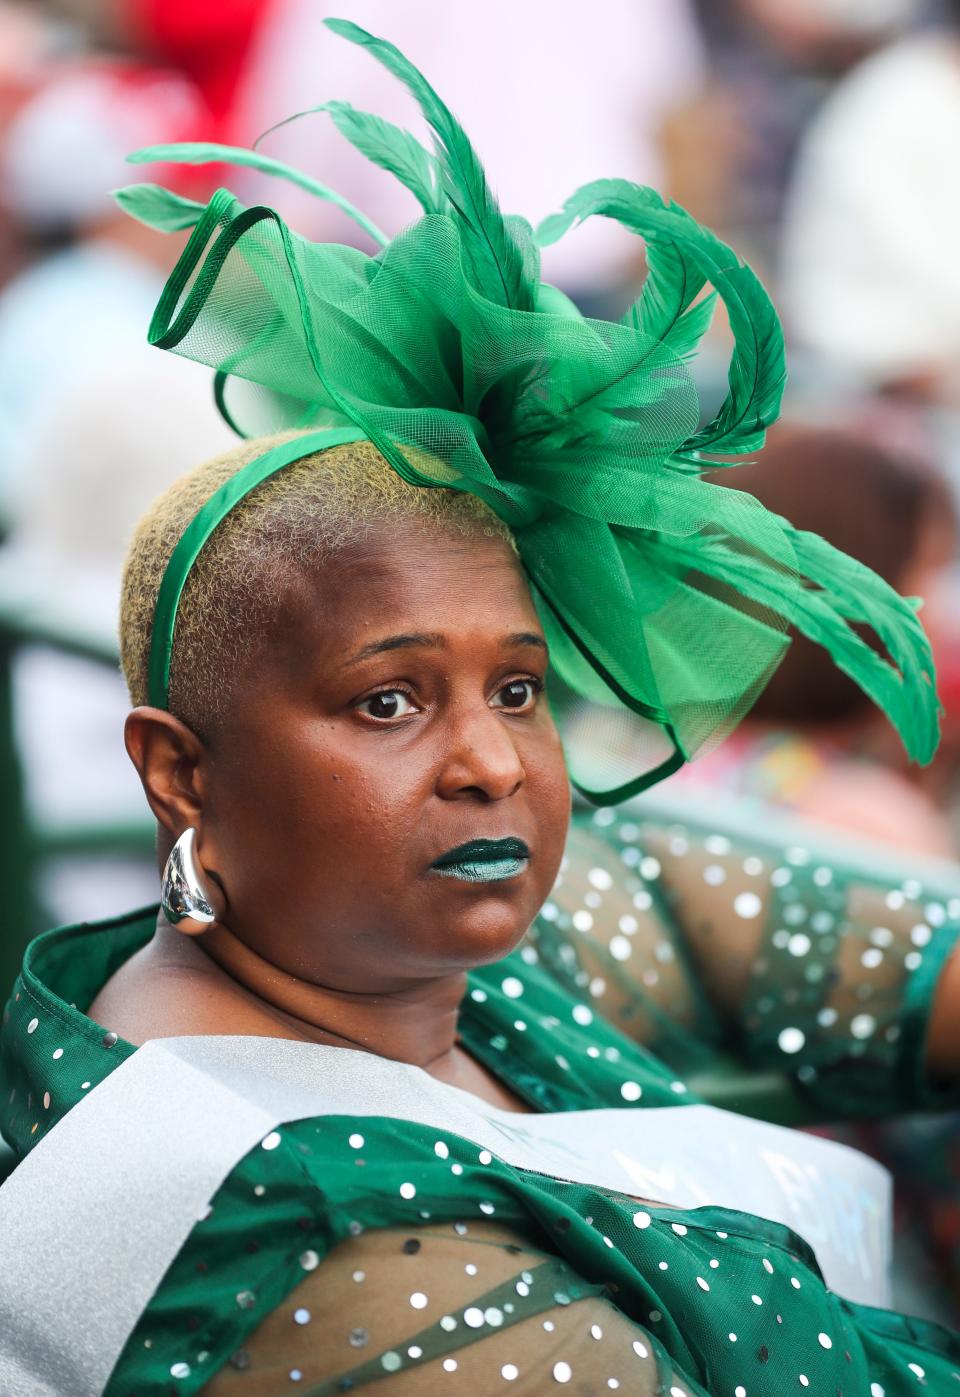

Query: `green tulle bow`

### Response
(114, 16, 940, 802)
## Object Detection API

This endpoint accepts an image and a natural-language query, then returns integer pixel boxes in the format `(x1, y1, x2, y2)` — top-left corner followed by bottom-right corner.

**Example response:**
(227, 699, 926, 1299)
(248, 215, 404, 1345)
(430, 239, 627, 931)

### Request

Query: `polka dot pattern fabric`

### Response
(2, 812, 959, 1392)
(535, 807, 960, 1119)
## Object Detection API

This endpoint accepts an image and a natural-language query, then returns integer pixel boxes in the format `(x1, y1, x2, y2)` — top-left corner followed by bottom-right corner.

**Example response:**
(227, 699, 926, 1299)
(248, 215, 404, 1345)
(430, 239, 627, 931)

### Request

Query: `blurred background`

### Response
(2, 0, 960, 1319)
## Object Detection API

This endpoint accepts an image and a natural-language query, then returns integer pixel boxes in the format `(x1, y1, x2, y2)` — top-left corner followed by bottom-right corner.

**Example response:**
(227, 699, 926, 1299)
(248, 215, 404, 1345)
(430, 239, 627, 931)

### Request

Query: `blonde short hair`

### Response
(119, 431, 515, 733)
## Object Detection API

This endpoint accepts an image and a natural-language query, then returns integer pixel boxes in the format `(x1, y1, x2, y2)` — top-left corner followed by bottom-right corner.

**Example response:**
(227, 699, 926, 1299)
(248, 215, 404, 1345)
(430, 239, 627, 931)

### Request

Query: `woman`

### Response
(2, 18, 960, 1394)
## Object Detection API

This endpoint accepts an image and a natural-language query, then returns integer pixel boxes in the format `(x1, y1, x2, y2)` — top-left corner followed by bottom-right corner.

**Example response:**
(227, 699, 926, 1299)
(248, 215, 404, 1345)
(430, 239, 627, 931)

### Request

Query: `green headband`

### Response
(147, 425, 367, 710)
(123, 17, 940, 804)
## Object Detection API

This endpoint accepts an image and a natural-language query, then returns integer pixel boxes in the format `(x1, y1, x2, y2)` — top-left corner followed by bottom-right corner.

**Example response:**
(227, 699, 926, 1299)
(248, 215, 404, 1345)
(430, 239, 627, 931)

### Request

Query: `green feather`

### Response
(324, 101, 443, 215)
(111, 182, 207, 232)
(787, 523, 939, 755)
(537, 179, 785, 461)
(126, 142, 388, 247)
(632, 289, 717, 366)
(251, 100, 443, 216)
(621, 202, 714, 358)
(655, 524, 940, 764)
(538, 183, 708, 344)
(326, 17, 533, 311)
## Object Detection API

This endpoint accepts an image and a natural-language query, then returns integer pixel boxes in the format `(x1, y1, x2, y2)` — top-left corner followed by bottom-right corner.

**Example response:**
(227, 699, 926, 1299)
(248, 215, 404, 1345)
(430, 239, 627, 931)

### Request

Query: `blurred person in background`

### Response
(780, 0, 960, 403)
(47, 0, 276, 143)
(0, 54, 237, 925)
(674, 422, 959, 857)
(0, 0, 278, 531)
(656, 0, 924, 427)
(0, 56, 239, 559)
(663, 0, 919, 276)
(0, 56, 219, 522)
(0, 2, 69, 310)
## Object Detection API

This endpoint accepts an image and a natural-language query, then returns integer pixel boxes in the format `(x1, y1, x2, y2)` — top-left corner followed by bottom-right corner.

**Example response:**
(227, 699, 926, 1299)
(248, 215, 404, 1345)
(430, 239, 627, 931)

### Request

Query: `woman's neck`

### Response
(151, 916, 467, 1073)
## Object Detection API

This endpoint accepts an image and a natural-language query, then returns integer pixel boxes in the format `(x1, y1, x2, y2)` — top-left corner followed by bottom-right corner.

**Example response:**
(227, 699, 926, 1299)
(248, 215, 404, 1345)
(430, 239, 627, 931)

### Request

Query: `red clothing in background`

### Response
(125, 0, 276, 137)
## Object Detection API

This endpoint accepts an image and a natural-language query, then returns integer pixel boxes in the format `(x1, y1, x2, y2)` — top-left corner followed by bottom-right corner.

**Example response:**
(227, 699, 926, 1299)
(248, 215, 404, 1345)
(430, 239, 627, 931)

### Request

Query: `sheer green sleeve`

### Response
(533, 802, 960, 1119)
(193, 1221, 697, 1396)
(527, 812, 726, 1078)
(105, 1112, 960, 1395)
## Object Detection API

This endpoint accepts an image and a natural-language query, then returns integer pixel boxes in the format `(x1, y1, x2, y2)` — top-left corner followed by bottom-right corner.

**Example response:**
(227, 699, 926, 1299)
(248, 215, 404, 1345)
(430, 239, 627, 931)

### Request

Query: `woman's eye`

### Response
(492, 679, 541, 711)
(358, 690, 417, 720)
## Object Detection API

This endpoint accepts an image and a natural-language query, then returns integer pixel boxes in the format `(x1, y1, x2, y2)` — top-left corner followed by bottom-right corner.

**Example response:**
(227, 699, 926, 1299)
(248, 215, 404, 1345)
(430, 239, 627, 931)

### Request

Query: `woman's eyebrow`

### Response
(340, 630, 546, 669)
(506, 631, 548, 653)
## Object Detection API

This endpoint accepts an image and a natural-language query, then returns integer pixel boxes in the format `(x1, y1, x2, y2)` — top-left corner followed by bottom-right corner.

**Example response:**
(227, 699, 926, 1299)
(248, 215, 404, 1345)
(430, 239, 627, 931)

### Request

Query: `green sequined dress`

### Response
(2, 807, 960, 1395)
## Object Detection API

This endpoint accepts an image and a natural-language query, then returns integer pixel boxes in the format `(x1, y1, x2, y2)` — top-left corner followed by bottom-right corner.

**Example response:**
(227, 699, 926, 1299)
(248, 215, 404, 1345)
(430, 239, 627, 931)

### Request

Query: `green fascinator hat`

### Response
(117, 17, 939, 803)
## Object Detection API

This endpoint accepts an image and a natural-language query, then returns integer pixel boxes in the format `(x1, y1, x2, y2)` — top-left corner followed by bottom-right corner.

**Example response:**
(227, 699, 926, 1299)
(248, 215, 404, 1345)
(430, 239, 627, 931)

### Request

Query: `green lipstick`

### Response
(430, 838, 530, 883)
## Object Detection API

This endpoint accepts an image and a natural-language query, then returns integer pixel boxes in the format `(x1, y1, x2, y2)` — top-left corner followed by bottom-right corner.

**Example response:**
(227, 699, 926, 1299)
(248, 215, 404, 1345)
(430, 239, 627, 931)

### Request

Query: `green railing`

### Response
(0, 591, 153, 996)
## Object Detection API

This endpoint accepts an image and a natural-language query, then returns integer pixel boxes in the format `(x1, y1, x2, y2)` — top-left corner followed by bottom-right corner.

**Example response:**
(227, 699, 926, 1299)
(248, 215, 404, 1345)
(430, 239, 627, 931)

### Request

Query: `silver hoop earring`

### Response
(160, 827, 225, 935)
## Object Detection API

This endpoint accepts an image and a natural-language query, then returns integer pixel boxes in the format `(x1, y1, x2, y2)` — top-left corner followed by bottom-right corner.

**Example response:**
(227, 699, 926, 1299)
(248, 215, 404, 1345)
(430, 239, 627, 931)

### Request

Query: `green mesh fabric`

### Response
(552, 802, 960, 1120)
(115, 17, 940, 800)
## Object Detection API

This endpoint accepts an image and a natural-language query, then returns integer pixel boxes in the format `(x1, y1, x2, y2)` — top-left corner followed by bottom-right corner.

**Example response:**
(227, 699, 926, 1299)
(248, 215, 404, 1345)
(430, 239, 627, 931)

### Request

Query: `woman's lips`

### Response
(429, 837, 530, 884)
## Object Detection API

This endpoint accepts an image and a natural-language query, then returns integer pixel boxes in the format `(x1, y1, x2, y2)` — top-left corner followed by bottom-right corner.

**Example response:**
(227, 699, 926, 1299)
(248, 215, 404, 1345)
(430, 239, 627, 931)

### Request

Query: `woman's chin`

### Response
(422, 898, 536, 969)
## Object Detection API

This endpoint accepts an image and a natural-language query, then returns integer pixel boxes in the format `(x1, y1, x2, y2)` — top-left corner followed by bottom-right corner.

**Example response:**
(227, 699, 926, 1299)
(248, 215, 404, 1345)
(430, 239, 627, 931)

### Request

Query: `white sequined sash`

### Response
(0, 1036, 891, 1396)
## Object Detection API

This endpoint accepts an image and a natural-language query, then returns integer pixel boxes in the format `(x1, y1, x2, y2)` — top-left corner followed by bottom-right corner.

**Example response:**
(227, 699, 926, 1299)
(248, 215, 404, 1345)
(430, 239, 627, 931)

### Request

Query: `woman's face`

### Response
(198, 519, 571, 991)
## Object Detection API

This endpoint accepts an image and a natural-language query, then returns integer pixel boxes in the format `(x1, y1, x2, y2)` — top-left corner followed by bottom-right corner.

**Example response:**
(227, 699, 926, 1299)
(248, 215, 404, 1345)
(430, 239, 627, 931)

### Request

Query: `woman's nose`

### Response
(435, 705, 526, 802)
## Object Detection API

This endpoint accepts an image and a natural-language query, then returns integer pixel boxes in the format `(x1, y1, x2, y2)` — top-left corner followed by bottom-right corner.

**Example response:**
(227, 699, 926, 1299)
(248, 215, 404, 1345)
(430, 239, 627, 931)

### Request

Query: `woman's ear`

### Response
(124, 708, 209, 840)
